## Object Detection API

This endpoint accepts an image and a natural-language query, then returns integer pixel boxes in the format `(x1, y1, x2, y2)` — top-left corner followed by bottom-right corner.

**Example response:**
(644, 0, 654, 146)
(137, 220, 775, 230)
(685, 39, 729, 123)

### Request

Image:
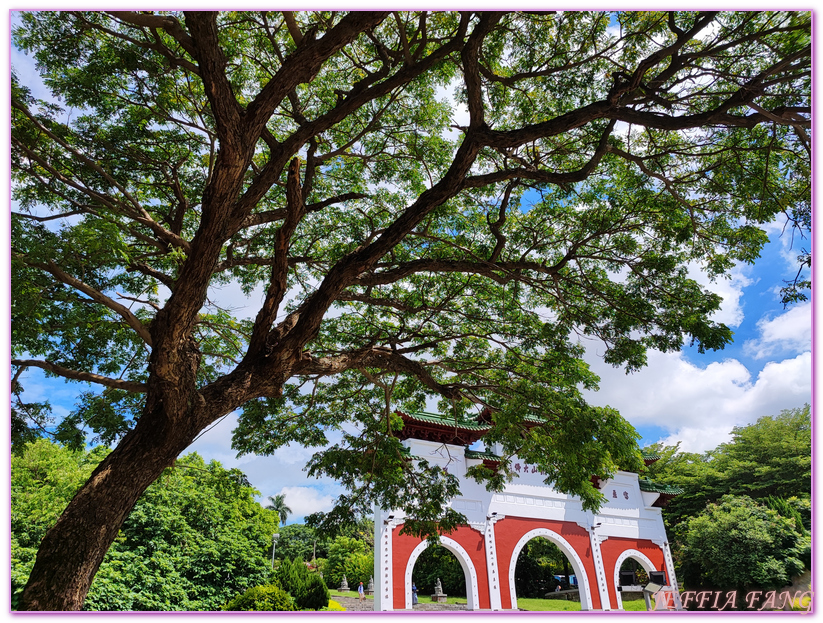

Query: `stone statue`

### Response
(339, 575, 349, 592)
(431, 578, 447, 603)
(366, 576, 375, 596)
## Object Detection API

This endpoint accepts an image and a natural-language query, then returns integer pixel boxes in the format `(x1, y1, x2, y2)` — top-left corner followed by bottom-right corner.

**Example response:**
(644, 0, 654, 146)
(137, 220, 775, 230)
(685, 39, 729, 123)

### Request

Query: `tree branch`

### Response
(12, 359, 147, 393)
(19, 257, 153, 346)
(239, 192, 368, 229)
(248, 157, 306, 356)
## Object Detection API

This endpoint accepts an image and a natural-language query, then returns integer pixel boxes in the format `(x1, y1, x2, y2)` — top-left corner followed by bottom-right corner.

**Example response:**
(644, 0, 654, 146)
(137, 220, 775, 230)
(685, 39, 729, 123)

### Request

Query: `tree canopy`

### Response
(677, 495, 808, 602)
(10, 10, 810, 610)
(12, 441, 277, 610)
(643, 404, 811, 528)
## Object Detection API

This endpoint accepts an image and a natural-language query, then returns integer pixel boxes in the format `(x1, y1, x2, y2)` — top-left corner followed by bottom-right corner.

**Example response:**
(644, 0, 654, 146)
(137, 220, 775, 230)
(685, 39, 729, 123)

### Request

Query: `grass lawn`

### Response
(517, 597, 648, 612)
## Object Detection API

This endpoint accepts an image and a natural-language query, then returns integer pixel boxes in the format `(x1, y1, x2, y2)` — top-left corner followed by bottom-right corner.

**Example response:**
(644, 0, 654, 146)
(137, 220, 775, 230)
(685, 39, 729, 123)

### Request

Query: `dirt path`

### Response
(332, 596, 467, 612)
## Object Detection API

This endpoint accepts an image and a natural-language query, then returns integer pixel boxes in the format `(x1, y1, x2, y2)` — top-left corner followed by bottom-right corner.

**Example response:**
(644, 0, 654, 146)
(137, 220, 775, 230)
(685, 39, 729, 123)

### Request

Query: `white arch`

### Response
(612, 549, 657, 611)
(508, 528, 593, 611)
(403, 536, 480, 610)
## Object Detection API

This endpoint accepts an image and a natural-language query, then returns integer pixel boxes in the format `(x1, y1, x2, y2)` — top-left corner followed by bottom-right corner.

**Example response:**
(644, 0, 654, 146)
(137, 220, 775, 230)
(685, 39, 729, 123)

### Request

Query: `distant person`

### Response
(412, 583, 418, 605)
(555, 584, 562, 592)
(358, 581, 365, 602)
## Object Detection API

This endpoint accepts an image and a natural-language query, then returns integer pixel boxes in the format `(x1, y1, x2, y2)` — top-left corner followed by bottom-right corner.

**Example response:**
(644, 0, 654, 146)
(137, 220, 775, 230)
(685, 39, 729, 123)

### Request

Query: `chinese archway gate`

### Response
(373, 410, 683, 611)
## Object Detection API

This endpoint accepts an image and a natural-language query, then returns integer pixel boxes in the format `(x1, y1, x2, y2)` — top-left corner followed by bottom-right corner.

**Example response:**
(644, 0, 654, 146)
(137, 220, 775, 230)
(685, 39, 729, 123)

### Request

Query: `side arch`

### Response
(612, 549, 656, 611)
(403, 536, 480, 610)
(507, 528, 593, 611)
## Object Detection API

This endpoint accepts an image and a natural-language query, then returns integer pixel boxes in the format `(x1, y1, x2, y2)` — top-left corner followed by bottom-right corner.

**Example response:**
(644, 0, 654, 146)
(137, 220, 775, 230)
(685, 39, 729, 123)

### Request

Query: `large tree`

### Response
(10, 11, 810, 610)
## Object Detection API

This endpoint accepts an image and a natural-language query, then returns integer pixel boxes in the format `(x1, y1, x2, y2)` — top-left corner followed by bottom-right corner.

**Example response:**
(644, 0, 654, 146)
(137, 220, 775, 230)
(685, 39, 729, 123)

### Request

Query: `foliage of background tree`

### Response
(514, 538, 565, 597)
(676, 495, 808, 605)
(643, 405, 811, 529)
(274, 523, 330, 562)
(11, 10, 810, 609)
(12, 440, 277, 610)
(11, 440, 108, 608)
(324, 535, 374, 589)
(222, 584, 296, 612)
(412, 544, 467, 597)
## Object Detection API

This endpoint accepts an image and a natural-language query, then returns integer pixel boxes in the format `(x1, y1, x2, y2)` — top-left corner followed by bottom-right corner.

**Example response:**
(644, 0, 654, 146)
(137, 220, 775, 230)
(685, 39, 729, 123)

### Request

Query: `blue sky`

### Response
(6, 10, 813, 525)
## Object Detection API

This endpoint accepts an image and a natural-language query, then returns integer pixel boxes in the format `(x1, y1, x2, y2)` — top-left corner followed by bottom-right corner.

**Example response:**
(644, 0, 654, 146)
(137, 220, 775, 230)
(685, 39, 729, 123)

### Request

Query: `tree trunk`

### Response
(17, 400, 206, 610)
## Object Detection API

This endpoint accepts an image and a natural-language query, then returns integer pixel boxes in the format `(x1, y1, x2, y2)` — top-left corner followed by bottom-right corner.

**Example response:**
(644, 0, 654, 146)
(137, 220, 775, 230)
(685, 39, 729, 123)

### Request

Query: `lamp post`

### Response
(271, 533, 280, 570)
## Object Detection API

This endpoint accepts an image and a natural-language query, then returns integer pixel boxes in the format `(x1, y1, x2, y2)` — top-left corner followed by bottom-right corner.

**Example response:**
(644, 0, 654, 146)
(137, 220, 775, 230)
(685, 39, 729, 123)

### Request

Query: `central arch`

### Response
(403, 536, 480, 610)
(508, 528, 593, 611)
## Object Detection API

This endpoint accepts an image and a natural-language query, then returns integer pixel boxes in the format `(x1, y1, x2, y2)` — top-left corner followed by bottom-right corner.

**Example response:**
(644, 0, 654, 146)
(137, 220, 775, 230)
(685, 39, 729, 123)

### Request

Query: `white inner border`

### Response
(507, 528, 592, 611)
(403, 536, 480, 610)
(612, 549, 656, 611)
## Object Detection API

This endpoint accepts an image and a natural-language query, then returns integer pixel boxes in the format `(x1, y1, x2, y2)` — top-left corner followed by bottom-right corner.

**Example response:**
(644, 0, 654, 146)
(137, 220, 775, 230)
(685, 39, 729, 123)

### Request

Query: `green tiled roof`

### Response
(641, 450, 661, 461)
(638, 478, 683, 495)
(464, 449, 501, 461)
(403, 411, 493, 431)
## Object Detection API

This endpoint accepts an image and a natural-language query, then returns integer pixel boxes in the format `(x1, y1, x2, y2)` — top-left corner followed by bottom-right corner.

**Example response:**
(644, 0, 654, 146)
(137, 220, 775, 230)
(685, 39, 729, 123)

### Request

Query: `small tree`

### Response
(275, 557, 330, 610)
(266, 493, 293, 526)
(296, 574, 331, 610)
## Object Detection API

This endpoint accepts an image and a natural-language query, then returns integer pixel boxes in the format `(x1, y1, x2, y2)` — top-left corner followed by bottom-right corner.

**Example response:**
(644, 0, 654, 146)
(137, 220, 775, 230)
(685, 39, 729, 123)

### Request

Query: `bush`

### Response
(296, 573, 331, 610)
(323, 599, 346, 611)
(223, 584, 296, 611)
(276, 558, 308, 596)
(275, 557, 331, 610)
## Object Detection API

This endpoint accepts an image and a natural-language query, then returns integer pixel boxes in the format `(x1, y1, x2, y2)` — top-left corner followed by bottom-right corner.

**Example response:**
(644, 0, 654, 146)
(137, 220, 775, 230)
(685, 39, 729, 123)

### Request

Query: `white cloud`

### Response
(585, 349, 811, 453)
(205, 280, 265, 321)
(276, 443, 318, 466)
(687, 262, 754, 328)
(743, 302, 811, 359)
(764, 219, 810, 272)
(185, 412, 344, 522)
(15, 368, 79, 422)
(278, 486, 337, 520)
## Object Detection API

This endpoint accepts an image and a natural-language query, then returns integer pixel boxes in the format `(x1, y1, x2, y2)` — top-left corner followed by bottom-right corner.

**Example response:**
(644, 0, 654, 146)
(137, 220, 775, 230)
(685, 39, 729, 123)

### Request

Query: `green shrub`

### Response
(276, 557, 310, 596)
(296, 573, 331, 610)
(223, 584, 296, 611)
(275, 557, 331, 610)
